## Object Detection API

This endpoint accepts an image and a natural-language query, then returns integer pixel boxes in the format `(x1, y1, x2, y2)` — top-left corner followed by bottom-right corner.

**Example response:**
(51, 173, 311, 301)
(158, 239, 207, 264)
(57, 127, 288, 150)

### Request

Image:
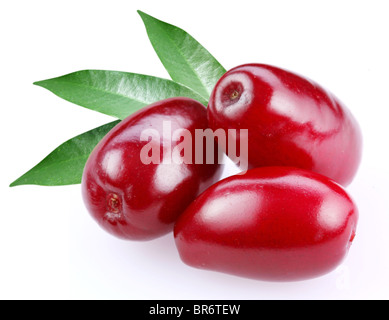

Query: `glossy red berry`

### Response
(174, 167, 358, 281)
(207, 64, 362, 186)
(82, 97, 222, 241)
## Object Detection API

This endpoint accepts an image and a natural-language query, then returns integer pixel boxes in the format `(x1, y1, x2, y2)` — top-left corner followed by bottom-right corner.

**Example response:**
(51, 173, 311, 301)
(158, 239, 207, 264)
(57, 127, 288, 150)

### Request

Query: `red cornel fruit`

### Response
(82, 97, 222, 241)
(207, 64, 362, 186)
(174, 167, 358, 282)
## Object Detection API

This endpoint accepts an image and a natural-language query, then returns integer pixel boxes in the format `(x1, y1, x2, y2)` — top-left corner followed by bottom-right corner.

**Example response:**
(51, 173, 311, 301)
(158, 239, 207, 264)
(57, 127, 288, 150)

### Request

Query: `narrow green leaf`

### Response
(10, 121, 120, 187)
(138, 10, 226, 100)
(34, 70, 207, 120)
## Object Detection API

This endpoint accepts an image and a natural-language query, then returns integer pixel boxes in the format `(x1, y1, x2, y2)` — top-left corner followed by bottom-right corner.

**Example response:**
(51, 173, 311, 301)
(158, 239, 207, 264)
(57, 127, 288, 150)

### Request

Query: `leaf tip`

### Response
(33, 80, 45, 87)
(137, 10, 148, 22)
(9, 180, 19, 188)
(137, 10, 154, 22)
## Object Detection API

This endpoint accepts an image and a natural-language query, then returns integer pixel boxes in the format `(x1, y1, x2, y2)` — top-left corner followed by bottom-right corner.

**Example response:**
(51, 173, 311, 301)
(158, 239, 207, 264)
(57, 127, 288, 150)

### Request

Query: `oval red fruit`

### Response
(174, 167, 358, 281)
(207, 64, 362, 186)
(82, 97, 222, 241)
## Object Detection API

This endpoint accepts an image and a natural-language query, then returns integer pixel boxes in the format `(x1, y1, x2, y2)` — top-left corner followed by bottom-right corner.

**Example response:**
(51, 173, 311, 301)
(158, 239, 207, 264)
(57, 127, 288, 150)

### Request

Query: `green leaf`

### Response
(138, 10, 226, 100)
(10, 121, 120, 187)
(34, 70, 207, 120)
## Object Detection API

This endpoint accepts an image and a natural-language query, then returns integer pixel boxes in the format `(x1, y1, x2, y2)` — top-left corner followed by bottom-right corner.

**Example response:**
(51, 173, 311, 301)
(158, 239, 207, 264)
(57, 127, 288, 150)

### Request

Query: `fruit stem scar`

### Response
(230, 90, 240, 100)
(107, 193, 122, 214)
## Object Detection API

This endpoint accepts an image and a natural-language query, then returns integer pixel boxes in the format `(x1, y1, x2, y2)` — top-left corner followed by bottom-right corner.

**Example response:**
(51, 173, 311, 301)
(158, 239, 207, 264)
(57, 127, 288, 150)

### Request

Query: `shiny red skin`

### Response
(82, 97, 222, 241)
(174, 167, 358, 282)
(208, 64, 362, 186)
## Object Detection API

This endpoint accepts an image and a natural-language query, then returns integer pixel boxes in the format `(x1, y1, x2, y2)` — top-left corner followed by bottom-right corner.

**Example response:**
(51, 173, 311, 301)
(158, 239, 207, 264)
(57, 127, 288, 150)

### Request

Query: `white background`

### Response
(1, 0, 388, 300)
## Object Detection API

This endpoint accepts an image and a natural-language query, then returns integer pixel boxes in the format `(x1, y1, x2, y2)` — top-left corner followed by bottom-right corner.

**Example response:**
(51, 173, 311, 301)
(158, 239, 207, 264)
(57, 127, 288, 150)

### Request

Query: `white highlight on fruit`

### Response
(317, 195, 348, 231)
(154, 163, 191, 194)
(201, 190, 262, 230)
(101, 149, 123, 180)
